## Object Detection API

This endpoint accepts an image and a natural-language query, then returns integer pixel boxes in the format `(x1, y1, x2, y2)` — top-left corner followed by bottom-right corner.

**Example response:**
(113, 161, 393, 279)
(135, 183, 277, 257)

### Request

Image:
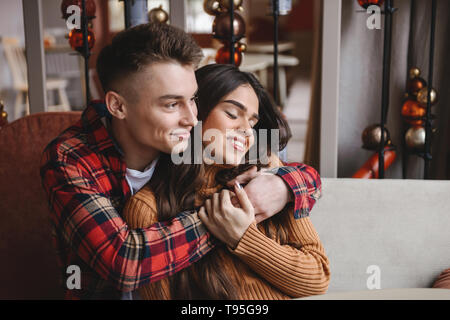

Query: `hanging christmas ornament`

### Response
(203, 0, 221, 16)
(213, 12, 246, 40)
(362, 124, 391, 150)
(407, 77, 426, 96)
(218, 0, 243, 11)
(352, 146, 397, 179)
(148, 5, 169, 24)
(409, 67, 421, 79)
(357, 0, 385, 9)
(401, 100, 426, 126)
(238, 42, 247, 52)
(405, 126, 426, 151)
(216, 44, 242, 66)
(61, 0, 96, 19)
(416, 87, 438, 107)
(0, 100, 7, 128)
(69, 28, 95, 54)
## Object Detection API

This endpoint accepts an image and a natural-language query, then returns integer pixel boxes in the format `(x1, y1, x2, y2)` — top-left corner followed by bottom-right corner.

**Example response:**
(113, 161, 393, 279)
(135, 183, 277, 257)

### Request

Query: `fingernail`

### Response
(235, 181, 243, 189)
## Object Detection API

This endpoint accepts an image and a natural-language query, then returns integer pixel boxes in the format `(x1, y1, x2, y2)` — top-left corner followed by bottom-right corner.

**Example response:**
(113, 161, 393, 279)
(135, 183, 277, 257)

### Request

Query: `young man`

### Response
(40, 23, 321, 299)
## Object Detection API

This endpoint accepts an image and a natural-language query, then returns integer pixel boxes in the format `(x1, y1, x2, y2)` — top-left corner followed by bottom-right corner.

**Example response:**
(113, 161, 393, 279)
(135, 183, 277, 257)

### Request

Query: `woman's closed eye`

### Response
(225, 110, 238, 119)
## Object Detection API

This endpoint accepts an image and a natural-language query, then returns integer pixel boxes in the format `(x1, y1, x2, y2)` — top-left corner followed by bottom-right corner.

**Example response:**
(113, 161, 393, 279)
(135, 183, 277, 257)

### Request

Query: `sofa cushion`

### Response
(311, 178, 450, 292)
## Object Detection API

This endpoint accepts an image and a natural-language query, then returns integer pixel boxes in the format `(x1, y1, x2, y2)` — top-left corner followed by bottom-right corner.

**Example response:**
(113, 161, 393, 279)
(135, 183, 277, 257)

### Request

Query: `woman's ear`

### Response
(105, 91, 127, 120)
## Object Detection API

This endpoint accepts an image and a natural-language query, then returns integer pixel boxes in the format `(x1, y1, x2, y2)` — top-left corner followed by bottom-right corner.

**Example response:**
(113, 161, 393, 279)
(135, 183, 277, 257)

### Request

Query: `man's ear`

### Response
(105, 91, 127, 120)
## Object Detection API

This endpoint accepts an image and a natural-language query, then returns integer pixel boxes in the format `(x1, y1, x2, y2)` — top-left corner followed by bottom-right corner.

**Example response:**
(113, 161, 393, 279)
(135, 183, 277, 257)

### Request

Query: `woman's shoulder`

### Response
(129, 185, 157, 208)
(123, 185, 158, 228)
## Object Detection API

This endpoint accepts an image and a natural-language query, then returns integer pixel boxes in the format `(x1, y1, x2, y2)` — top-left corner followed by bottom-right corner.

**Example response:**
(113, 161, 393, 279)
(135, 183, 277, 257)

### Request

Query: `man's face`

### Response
(122, 62, 198, 155)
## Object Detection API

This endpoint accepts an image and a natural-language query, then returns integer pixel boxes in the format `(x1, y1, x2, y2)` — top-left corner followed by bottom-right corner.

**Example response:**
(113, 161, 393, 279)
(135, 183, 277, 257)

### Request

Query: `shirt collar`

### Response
(81, 100, 124, 157)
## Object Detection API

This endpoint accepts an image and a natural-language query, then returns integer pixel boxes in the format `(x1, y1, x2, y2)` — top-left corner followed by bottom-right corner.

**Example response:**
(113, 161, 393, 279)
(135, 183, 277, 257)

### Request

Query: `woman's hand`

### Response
(198, 182, 255, 249)
(226, 167, 293, 223)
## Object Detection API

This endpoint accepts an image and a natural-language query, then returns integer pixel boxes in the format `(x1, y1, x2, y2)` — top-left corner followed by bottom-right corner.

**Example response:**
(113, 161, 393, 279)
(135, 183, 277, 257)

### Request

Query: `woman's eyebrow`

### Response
(223, 99, 260, 120)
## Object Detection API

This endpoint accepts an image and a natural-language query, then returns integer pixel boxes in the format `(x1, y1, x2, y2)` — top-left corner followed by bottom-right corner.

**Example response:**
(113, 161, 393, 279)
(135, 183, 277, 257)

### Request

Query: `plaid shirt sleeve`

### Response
(272, 162, 322, 219)
(41, 146, 215, 293)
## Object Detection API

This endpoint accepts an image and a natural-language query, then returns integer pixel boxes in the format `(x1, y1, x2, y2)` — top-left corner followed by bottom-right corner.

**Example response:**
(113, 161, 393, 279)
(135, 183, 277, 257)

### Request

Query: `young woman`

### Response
(122, 63, 330, 299)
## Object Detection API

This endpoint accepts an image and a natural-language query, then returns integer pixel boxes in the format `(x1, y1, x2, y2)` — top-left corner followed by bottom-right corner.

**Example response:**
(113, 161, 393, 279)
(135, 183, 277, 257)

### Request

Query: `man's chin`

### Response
(169, 140, 189, 155)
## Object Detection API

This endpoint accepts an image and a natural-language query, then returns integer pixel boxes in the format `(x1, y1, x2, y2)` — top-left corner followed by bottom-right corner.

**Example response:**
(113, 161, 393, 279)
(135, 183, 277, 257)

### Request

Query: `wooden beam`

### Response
(22, 0, 47, 113)
(320, 0, 342, 178)
(169, 0, 187, 31)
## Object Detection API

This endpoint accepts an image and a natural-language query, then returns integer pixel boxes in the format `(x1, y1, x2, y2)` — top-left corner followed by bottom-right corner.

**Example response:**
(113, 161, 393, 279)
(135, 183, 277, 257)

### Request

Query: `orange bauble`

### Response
(407, 77, 426, 96)
(69, 28, 95, 54)
(357, 0, 385, 9)
(401, 100, 426, 126)
(215, 45, 242, 66)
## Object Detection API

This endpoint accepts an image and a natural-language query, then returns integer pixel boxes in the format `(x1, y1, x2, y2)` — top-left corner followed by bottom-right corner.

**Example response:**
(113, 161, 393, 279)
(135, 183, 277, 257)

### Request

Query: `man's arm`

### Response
(272, 162, 322, 219)
(41, 148, 215, 293)
(226, 160, 322, 222)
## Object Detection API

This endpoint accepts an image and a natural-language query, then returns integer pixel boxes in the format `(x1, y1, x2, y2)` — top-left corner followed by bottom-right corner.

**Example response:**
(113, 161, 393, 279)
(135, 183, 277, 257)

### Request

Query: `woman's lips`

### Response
(228, 136, 246, 152)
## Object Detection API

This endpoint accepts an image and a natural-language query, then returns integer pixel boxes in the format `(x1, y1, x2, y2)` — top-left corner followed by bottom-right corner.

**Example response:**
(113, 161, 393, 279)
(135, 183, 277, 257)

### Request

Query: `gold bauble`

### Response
(238, 42, 247, 52)
(0, 100, 7, 126)
(148, 5, 169, 24)
(409, 67, 421, 79)
(417, 87, 438, 107)
(218, 0, 243, 10)
(362, 124, 391, 150)
(203, 0, 221, 15)
(405, 126, 426, 151)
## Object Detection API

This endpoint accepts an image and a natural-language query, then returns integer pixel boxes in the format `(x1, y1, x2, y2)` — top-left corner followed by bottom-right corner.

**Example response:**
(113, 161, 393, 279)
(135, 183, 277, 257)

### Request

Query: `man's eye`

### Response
(166, 102, 178, 109)
(225, 111, 237, 119)
(190, 95, 198, 105)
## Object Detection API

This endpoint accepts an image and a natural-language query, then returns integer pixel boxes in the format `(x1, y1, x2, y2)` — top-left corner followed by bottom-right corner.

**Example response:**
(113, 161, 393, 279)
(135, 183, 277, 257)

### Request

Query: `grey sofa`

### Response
(310, 178, 450, 292)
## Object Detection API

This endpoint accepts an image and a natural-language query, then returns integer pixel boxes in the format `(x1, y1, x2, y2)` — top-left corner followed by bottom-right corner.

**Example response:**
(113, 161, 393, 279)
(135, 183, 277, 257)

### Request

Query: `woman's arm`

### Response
(228, 215, 330, 298)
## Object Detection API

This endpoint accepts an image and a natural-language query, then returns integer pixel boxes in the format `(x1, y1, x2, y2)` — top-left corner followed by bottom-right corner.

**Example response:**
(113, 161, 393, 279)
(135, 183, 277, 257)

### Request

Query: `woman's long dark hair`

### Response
(148, 63, 292, 299)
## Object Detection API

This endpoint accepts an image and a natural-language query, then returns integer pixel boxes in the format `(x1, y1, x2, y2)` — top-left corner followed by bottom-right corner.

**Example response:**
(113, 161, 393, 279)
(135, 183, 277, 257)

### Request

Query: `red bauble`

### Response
(61, 0, 96, 19)
(69, 28, 95, 53)
(213, 12, 246, 40)
(401, 100, 425, 126)
(407, 77, 427, 96)
(357, 0, 385, 9)
(215, 45, 242, 66)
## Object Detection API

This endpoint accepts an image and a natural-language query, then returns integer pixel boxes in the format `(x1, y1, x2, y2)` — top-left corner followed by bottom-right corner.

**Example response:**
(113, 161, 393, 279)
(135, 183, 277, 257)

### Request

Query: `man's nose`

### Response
(180, 103, 198, 127)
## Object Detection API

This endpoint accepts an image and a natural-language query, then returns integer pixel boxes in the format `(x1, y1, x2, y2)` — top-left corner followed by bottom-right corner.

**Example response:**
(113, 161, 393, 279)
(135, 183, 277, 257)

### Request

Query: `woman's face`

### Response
(202, 84, 260, 165)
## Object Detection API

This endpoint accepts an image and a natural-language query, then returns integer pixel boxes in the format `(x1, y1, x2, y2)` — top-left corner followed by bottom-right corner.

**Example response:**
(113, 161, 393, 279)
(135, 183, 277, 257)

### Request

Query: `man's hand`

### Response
(198, 183, 255, 249)
(226, 167, 293, 223)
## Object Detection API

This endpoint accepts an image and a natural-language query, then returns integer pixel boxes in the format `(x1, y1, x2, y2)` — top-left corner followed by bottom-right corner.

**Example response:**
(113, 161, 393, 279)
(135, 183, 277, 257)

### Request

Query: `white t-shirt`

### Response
(121, 156, 159, 300)
(125, 157, 159, 196)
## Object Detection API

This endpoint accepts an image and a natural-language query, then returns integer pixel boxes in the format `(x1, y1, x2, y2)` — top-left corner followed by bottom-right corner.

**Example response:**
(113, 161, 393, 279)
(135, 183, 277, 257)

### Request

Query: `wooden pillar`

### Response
(320, 0, 342, 178)
(22, 0, 47, 114)
(169, 0, 187, 31)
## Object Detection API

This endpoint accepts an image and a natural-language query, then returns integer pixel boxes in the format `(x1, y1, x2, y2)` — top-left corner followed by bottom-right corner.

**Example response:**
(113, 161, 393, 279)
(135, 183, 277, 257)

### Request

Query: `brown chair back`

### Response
(0, 112, 81, 299)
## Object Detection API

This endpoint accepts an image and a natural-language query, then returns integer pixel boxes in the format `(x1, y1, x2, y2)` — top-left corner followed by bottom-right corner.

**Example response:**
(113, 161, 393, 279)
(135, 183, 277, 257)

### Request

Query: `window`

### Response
(108, 0, 213, 33)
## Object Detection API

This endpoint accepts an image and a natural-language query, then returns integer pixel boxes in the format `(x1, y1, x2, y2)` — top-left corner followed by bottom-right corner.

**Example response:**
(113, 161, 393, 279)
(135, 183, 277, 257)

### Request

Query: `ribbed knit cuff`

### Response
(228, 222, 269, 256)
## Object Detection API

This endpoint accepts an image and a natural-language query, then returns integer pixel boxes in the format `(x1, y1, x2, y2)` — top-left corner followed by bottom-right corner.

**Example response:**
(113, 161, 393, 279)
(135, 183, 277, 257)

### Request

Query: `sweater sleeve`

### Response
(229, 215, 330, 298)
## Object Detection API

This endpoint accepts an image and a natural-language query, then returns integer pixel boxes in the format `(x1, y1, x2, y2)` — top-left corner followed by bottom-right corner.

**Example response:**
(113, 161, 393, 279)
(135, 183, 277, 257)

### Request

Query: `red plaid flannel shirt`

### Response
(40, 101, 322, 299)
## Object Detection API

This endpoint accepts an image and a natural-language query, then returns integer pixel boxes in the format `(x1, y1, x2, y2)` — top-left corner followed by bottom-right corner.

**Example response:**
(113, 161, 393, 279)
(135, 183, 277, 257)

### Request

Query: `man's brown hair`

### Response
(96, 22, 204, 94)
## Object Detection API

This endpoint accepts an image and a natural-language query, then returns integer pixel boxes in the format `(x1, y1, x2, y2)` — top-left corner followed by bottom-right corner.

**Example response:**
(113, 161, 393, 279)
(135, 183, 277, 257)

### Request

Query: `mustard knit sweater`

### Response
(122, 157, 330, 299)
